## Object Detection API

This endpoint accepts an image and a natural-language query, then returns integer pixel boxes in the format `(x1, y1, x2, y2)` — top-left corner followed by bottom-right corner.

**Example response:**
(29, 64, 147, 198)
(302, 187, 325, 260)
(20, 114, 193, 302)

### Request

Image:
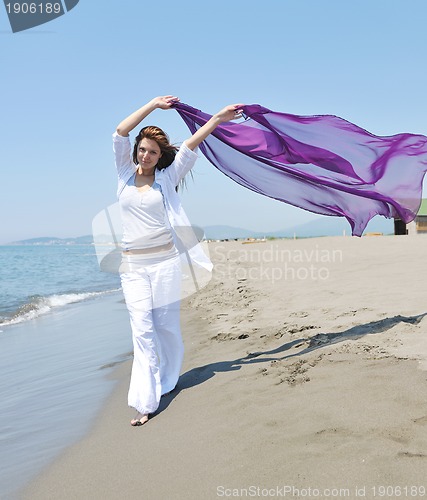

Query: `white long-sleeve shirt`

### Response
(112, 132, 213, 273)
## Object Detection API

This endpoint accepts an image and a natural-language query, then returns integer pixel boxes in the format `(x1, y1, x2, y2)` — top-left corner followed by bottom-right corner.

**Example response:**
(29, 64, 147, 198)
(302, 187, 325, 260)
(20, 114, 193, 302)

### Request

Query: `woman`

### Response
(113, 95, 243, 426)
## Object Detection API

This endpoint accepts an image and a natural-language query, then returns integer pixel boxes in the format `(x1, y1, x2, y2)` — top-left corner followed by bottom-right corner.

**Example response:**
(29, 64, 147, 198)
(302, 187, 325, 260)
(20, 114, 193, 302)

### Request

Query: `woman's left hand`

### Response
(184, 103, 245, 151)
(214, 104, 245, 123)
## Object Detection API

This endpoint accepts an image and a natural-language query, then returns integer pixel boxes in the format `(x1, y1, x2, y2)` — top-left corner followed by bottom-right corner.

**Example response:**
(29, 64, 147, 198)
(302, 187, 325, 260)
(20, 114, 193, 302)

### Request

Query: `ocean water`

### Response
(0, 244, 120, 327)
(0, 245, 133, 499)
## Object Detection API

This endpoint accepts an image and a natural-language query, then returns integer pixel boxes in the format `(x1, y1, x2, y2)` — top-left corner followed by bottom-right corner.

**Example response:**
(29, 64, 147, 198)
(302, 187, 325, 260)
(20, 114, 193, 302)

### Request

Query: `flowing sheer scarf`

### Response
(174, 102, 427, 236)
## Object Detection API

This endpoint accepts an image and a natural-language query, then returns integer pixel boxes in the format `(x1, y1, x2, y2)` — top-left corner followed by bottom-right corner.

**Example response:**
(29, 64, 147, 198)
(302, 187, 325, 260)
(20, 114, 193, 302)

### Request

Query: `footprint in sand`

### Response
(397, 451, 427, 458)
(413, 415, 427, 425)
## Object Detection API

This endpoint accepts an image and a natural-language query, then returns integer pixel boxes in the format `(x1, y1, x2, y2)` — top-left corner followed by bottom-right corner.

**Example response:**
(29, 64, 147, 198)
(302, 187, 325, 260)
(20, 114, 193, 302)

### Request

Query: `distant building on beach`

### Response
(394, 199, 427, 235)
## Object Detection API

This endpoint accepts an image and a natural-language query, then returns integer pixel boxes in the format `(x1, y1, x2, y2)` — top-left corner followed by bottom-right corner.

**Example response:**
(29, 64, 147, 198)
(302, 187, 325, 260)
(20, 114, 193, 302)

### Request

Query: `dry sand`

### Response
(23, 236, 427, 500)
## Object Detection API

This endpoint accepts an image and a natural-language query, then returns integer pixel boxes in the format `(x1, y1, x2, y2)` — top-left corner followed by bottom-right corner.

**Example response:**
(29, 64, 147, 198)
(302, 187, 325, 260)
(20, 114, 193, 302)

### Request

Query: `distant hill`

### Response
(7, 235, 94, 245)
(6, 216, 395, 245)
(203, 216, 394, 240)
(203, 225, 268, 240)
(282, 215, 394, 238)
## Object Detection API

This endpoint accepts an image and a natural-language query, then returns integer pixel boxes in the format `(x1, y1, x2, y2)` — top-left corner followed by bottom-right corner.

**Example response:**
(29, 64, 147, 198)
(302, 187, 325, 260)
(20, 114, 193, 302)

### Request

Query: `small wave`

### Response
(0, 289, 121, 327)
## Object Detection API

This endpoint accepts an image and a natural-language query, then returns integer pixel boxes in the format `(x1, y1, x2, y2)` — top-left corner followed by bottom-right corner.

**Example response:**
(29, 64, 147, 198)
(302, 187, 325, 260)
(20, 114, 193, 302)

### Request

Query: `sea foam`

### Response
(0, 289, 120, 327)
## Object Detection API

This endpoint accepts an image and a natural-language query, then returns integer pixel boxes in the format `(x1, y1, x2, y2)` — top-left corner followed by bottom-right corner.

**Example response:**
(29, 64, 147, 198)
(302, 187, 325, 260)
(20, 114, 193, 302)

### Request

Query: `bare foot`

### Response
(130, 413, 149, 426)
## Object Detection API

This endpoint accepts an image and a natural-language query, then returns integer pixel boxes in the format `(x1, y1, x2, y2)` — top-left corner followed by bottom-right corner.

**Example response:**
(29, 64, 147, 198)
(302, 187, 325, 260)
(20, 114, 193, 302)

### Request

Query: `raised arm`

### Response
(184, 104, 244, 151)
(116, 95, 180, 137)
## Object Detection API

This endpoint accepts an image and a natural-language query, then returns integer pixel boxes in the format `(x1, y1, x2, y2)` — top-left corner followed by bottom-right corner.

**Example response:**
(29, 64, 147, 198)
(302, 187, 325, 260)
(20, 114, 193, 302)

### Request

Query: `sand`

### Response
(22, 236, 427, 500)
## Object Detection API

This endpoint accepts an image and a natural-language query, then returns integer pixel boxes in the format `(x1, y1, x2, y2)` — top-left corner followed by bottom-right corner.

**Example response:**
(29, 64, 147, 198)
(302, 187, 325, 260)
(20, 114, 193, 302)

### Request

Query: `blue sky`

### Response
(1, 0, 427, 244)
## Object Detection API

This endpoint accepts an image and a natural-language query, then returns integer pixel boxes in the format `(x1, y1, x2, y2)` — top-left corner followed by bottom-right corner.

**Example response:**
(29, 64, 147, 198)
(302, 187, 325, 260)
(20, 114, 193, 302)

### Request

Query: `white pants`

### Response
(120, 251, 183, 415)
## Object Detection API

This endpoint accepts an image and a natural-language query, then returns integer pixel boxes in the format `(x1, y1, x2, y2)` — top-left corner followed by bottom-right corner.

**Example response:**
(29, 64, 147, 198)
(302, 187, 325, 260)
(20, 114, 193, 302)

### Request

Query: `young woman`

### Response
(113, 95, 243, 426)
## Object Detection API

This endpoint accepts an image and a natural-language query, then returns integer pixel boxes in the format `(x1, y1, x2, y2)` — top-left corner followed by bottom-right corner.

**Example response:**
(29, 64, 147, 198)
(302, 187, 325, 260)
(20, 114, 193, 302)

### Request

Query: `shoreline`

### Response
(0, 291, 132, 500)
(20, 236, 427, 499)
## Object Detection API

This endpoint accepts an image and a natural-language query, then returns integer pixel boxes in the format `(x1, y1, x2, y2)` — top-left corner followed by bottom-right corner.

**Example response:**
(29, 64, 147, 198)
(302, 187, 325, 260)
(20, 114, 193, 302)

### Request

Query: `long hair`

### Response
(132, 126, 178, 170)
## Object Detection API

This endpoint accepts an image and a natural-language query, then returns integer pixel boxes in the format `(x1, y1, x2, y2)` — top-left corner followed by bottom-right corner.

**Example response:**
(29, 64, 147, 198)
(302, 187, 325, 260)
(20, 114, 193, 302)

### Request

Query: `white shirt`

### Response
(119, 177, 174, 251)
(112, 132, 213, 272)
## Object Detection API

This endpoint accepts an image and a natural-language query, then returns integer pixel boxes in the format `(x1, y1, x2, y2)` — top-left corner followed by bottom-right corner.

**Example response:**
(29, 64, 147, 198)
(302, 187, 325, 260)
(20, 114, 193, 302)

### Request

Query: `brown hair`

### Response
(132, 126, 178, 170)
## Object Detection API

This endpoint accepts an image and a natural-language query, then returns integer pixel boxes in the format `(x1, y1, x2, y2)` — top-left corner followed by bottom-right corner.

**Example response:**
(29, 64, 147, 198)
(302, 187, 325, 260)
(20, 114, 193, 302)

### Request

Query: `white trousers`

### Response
(120, 251, 183, 415)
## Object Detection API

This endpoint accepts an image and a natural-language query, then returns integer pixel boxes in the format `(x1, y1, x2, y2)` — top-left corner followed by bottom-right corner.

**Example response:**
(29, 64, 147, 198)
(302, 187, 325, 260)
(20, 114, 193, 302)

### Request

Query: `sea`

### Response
(0, 244, 132, 499)
(0, 244, 120, 327)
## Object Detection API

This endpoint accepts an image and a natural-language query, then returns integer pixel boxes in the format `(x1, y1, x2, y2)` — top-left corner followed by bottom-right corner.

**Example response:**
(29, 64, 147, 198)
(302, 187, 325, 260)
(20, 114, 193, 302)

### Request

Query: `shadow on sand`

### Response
(154, 312, 426, 417)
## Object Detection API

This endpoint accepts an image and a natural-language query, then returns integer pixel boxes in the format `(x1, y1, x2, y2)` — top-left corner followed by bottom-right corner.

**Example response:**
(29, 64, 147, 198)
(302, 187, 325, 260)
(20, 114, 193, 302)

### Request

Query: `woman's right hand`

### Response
(150, 95, 180, 110)
(116, 96, 180, 136)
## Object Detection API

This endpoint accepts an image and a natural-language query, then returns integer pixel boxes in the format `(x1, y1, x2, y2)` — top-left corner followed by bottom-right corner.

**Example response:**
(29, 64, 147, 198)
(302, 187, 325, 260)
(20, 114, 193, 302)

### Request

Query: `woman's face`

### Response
(137, 137, 162, 174)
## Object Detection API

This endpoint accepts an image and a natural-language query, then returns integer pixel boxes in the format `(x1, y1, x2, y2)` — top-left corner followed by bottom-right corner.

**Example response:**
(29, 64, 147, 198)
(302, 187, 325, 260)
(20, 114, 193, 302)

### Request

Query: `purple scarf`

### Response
(173, 102, 427, 236)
